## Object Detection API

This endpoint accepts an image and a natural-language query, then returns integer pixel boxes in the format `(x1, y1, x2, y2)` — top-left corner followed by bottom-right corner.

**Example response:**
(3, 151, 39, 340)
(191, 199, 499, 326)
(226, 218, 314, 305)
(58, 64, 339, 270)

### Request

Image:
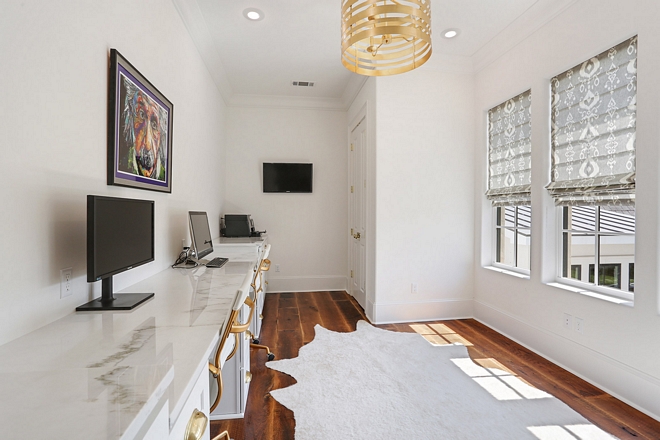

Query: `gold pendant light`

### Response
(341, 0, 432, 76)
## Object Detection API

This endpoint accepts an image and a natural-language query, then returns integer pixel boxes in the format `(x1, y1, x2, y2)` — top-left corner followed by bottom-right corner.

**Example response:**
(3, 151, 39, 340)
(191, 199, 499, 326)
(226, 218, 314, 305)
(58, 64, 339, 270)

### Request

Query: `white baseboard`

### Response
(267, 276, 347, 293)
(371, 299, 473, 324)
(365, 298, 376, 322)
(473, 300, 660, 423)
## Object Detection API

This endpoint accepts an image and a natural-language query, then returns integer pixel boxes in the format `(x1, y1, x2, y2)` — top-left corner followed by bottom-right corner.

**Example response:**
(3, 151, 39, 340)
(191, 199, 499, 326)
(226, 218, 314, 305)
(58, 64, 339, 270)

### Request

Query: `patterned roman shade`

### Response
(486, 90, 532, 206)
(547, 36, 637, 206)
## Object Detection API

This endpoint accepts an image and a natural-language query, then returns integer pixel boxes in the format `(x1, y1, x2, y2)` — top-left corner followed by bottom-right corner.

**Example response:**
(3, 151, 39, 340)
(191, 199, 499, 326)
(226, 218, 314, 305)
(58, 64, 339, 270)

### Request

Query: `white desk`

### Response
(0, 246, 259, 439)
(215, 236, 269, 341)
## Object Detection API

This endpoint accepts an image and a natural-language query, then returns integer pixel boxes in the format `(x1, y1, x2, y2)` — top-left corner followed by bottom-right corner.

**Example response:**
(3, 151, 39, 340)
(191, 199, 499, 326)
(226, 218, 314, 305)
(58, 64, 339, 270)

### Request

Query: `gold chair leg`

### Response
(225, 333, 240, 361)
(212, 430, 231, 440)
(209, 362, 224, 413)
(250, 342, 275, 361)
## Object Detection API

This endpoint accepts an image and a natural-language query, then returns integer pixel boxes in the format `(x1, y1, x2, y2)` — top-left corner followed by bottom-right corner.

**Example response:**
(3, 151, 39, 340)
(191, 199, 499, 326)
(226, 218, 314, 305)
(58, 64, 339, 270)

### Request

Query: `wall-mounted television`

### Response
(263, 162, 313, 193)
(77, 195, 155, 311)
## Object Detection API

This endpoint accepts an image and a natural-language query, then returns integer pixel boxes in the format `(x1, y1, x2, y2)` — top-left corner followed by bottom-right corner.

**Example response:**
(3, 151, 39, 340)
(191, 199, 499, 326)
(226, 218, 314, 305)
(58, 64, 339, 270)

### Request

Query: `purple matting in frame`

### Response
(108, 48, 173, 193)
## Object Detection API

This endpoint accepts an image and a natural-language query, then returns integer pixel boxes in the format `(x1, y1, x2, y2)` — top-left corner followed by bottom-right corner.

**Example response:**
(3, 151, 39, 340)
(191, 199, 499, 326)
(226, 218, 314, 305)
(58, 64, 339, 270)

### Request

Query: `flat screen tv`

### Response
(263, 162, 313, 193)
(77, 195, 155, 311)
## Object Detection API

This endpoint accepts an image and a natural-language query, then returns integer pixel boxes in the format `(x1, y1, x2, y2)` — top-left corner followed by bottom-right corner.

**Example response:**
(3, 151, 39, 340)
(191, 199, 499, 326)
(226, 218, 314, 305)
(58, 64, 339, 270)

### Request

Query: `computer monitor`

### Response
(189, 211, 213, 261)
(77, 195, 155, 311)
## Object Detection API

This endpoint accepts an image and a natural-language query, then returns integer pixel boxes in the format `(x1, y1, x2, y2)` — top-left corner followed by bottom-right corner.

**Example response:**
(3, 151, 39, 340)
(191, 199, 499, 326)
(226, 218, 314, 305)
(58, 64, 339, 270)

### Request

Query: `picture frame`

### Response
(108, 49, 173, 193)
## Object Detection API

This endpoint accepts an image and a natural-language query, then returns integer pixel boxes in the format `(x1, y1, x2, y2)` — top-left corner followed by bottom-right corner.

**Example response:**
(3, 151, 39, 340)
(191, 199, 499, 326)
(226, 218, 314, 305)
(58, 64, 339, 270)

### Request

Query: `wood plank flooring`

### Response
(210, 291, 660, 440)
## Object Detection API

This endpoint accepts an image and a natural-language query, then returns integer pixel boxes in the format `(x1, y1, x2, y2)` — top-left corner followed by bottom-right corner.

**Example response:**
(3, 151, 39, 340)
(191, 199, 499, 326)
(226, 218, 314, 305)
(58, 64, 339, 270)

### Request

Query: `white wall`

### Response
(0, 0, 227, 346)
(224, 106, 348, 292)
(372, 69, 476, 323)
(474, 0, 660, 419)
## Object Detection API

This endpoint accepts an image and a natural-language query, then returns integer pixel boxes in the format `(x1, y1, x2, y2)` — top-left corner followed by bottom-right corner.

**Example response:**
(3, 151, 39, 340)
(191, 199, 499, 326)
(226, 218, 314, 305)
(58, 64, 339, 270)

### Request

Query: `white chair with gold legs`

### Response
(249, 245, 274, 361)
(206, 272, 253, 440)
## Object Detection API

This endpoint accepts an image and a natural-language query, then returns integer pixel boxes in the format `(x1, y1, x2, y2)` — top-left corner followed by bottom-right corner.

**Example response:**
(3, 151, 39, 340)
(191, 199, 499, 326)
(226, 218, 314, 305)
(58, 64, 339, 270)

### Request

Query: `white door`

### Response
(349, 117, 367, 310)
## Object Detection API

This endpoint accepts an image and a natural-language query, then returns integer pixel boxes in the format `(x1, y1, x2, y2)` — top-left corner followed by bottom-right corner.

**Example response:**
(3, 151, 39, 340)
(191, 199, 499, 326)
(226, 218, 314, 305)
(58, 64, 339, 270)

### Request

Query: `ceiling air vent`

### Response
(292, 81, 315, 87)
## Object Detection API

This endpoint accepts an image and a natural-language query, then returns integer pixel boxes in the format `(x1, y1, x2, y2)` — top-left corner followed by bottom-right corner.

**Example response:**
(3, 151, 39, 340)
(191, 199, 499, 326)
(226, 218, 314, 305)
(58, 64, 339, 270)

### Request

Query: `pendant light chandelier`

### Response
(341, 0, 432, 76)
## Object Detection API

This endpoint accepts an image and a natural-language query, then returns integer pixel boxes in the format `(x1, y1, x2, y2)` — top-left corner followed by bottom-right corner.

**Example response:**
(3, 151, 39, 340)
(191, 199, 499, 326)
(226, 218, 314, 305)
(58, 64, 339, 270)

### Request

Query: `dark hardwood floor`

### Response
(210, 291, 660, 440)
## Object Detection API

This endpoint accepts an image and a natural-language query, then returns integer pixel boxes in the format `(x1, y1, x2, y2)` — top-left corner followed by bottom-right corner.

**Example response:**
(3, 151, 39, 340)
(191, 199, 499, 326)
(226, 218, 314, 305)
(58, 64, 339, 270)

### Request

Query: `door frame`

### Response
(348, 104, 369, 313)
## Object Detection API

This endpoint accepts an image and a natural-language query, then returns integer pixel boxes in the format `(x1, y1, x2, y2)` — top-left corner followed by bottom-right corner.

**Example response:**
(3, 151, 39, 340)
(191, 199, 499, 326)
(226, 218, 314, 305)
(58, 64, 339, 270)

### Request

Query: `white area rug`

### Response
(266, 321, 617, 440)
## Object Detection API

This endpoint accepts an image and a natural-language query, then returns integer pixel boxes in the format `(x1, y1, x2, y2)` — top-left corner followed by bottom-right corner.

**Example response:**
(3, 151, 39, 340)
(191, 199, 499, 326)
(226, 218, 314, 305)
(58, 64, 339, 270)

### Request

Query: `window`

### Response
(548, 37, 637, 299)
(563, 206, 634, 295)
(487, 90, 532, 273)
(629, 263, 635, 292)
(561, 205, 635, 295)
(495, 206, 531, 270)
(588, 264, 622, 289)
(570, 265, 581, 280)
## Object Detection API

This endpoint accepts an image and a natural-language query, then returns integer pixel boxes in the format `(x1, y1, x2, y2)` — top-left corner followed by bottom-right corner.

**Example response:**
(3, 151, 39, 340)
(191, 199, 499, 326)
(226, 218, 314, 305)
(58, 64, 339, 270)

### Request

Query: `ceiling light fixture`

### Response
(442, 28, 459, 39)
(243, 8, 264, 21)
(341, 0, 432, 76)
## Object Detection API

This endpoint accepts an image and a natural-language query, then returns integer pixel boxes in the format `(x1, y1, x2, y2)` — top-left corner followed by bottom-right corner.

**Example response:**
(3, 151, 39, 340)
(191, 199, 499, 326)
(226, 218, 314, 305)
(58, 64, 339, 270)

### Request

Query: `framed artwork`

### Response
(108, 49, 173, 193)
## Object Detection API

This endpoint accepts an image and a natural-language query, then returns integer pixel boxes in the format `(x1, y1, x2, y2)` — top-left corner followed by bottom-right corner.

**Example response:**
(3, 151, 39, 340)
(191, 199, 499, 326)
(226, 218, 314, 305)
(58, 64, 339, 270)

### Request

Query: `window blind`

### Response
(486, 90, 532, 206)
(546, 36, 637, 206)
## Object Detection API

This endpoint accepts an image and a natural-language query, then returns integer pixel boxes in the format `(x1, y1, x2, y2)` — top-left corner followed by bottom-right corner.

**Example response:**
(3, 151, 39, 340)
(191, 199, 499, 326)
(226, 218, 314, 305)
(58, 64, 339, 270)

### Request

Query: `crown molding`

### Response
(171, 0, 233, 103)
(172, 0, 581, 109)
(472, 0, 580, 73)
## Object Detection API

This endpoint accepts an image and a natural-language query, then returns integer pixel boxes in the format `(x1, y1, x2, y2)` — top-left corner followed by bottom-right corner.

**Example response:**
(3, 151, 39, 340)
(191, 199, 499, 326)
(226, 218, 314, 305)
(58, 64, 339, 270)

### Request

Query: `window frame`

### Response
(555, 206, 634, 302)
(492, 205, 531, 276)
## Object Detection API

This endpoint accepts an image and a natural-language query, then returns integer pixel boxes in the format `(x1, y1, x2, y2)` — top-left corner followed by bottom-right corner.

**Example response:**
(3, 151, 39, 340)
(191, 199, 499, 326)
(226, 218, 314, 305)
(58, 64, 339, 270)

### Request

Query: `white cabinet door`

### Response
(169, 365, 211, 440)
(209, 303, 251, 420)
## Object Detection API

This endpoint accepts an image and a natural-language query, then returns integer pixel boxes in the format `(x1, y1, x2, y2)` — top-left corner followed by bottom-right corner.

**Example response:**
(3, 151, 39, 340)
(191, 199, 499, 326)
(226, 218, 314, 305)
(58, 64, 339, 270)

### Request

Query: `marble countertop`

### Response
(0, 247, 259, 439)
(216, 235, 266, 245)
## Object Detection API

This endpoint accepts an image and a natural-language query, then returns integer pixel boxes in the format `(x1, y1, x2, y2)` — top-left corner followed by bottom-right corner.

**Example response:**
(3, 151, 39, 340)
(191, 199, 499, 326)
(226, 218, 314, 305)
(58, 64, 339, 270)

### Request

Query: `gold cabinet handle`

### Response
(184, 409, 208, 440)
(353, 232, 361, 239)
(245, 371, 252, 383)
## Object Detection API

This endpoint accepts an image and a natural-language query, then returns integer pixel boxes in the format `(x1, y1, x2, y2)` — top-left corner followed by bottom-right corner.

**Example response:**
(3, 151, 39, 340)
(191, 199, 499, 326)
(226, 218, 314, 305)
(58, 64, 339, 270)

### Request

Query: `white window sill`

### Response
(483, 265, 530, 279)
(547, 282, 634, 307)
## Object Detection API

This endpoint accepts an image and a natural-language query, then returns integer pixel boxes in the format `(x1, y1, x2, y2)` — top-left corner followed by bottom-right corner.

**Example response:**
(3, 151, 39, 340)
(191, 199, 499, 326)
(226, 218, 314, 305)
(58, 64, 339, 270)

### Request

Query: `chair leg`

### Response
(250, 342, 275, 361)
(212, 430, 231, 440)
(209, 363, 224, 413)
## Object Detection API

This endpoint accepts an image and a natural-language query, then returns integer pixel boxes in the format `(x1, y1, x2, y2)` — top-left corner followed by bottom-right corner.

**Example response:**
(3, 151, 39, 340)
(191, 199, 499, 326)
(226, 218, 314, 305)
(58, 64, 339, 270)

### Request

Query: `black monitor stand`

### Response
(76, 276, 154, 311)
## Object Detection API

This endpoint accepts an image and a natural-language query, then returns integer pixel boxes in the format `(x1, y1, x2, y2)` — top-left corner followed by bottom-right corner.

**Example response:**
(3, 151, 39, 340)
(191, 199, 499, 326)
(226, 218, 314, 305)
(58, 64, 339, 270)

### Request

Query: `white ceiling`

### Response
(175, 0, 578, 107)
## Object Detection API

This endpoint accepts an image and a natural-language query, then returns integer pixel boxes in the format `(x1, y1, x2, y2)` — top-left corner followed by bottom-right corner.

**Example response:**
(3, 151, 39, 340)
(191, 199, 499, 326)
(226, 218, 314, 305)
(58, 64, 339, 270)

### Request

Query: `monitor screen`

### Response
(263, 163, 313, 193)
(189, 211, 213, 260)
(87, 195, 155, 282)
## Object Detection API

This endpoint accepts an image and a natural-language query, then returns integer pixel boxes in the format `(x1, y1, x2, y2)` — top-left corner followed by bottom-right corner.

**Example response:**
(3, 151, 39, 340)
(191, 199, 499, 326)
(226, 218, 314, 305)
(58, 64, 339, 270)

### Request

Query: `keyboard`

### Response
(205, 257, 228, 268)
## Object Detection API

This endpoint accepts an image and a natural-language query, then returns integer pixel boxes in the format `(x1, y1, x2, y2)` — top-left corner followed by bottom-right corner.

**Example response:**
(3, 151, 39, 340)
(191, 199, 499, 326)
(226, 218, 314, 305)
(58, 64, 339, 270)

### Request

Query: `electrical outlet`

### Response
(575, 317, 584, 334)
(60, 268, 73, 299)
(275, 264, 280, 272)
(562, 313, 572, 329)
(411, 283, 418, 294)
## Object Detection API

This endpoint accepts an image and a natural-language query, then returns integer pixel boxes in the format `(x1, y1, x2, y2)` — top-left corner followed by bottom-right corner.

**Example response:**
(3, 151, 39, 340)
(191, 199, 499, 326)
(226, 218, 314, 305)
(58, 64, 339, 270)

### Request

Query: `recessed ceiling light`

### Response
(442, 29, 460, 39)
(243, 8, 264, 21)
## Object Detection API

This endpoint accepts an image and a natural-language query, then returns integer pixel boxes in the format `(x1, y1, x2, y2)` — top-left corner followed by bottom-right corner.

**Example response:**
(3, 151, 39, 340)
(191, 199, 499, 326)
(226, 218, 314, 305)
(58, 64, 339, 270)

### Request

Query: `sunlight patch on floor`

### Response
(528, 425, 577, 439)
(528, 424, 613, 440)
(409, 323, 473, 346)
(451, 357, 552, 401)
